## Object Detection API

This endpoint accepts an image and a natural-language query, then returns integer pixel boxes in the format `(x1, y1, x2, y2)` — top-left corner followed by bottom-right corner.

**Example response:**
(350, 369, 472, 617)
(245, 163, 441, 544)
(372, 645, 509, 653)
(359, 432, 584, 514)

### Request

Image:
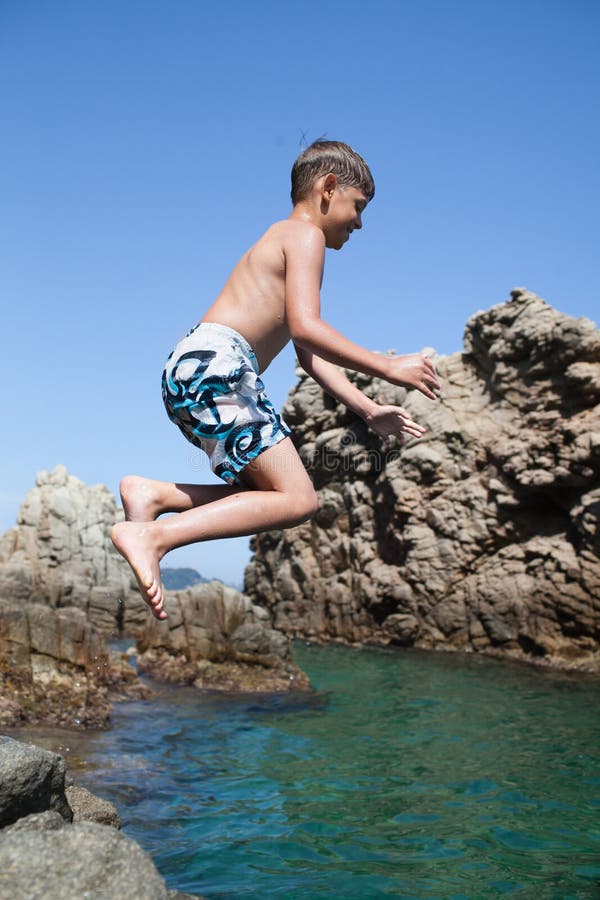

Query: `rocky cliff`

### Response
(0, 467, 310, 721)
(0, 602, 149, 728)
(136, 580, 310, 692)
(0, 465, 146, 635)
(244, 290, 600, 670)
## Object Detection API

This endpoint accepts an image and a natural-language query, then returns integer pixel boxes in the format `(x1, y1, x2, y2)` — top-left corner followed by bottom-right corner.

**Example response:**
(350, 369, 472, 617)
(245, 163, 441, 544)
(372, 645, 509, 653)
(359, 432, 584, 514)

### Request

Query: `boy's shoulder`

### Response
(263, 218, 325, 253)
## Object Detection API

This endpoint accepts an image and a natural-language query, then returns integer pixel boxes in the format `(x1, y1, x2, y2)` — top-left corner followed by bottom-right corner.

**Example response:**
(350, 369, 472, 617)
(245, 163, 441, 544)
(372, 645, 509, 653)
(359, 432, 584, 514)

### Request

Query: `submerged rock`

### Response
(245, 290, 600, 671)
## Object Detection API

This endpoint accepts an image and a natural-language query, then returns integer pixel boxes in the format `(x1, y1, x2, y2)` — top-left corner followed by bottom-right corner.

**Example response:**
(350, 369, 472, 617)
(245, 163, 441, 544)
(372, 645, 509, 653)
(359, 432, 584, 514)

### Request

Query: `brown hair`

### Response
(290, 140, 375, 205)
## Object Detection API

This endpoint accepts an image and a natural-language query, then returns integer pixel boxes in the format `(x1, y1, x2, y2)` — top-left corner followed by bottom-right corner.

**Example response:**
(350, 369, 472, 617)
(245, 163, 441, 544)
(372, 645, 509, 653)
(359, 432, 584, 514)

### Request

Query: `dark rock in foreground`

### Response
(245, 290, 600, 671)
(0, 737, 71, 827)
(0, 736, 203, 899)
(0, 823, 176, 900)
(137, 581, 311, 692)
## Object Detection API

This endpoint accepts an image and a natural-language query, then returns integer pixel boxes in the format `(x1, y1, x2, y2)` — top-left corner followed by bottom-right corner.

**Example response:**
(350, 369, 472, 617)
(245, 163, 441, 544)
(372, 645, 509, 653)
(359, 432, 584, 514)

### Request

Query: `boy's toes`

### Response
(146, 578, 159, 599)
(151, 593, 167, 620)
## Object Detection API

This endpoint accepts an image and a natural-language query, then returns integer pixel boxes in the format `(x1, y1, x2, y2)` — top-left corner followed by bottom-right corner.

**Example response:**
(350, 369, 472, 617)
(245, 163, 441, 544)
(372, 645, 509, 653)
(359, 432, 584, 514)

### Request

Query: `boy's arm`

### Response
(295, 347, 427, 441)
(285, 226, 440, 400)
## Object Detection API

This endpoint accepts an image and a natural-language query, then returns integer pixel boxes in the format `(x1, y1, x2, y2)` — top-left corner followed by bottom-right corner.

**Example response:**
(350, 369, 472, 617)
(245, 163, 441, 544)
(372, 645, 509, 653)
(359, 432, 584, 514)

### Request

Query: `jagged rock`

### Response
(245, 290, 600, 671)
(0, 465, 147, 635)
(0, 468, 312, 712)
(136, 581, 311, 692)
(0, 603, 150, 727)
(0, 737, 72, 828)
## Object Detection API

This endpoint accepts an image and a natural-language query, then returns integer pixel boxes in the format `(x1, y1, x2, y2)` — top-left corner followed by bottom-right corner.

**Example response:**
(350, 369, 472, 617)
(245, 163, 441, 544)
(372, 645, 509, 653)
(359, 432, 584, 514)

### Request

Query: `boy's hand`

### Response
(384, 354, 440, 400)
(365, 404, 427, 442)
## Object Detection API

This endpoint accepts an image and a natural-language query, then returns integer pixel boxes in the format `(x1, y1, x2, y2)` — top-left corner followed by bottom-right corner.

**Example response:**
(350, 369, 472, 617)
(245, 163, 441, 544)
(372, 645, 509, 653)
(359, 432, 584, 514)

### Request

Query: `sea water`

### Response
(17, 643, 600, 898)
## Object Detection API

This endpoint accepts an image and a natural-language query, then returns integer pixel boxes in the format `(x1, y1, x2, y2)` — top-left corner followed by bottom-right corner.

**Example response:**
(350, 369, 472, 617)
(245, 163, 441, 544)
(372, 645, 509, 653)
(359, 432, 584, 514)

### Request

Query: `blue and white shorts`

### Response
(161, 322, 291, 484)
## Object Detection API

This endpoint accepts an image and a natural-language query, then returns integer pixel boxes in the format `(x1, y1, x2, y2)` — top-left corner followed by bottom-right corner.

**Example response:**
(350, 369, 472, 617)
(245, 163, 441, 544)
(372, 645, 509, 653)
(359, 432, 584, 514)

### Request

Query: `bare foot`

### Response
(111, 521, 167, 620)
(120, 475, 164, 523)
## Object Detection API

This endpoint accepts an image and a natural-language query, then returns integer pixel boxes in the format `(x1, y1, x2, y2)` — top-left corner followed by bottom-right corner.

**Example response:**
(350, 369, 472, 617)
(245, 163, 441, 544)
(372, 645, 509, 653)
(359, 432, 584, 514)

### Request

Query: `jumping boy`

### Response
(112, 140, 440, 620)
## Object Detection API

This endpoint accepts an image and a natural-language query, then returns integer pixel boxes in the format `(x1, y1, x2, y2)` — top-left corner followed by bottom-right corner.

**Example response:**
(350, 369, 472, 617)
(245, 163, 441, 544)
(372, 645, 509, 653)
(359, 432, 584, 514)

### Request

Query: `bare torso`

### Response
(201, 220, 302, 372)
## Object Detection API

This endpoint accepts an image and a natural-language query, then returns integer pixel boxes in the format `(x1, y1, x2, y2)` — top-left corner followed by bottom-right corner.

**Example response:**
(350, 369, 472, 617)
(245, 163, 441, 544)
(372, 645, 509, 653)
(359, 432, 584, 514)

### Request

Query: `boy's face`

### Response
(323, 183, 368, 250)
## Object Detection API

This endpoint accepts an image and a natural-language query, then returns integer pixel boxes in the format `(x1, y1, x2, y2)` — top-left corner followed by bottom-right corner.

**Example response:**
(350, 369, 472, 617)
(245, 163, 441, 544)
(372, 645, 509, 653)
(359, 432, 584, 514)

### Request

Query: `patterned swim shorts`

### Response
(161, 322, 291, 484)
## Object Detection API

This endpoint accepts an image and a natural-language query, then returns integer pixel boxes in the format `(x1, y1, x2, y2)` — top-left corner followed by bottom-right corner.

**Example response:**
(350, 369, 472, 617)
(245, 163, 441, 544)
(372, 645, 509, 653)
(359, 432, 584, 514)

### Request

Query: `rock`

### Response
(0, 822, 172, 899)
(0, 737, 72, 828)
(66, 785, 121, 828)
(245, 290, 600, 671)
(136, 580, 311, 692)
(0, 465, 147, 635)
(3, 810, 66, 833)
(0, 602, 150, 727)
(0, 738, 205, 899)
(0, 698, 23, 729)
(0, 467, 311, 716)
(168, 893, 204, 900)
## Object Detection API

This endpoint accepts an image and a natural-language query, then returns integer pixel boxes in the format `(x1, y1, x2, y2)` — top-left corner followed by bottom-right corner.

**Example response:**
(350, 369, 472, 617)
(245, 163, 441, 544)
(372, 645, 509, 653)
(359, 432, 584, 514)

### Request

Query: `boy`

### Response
(112, 140, 440, 620)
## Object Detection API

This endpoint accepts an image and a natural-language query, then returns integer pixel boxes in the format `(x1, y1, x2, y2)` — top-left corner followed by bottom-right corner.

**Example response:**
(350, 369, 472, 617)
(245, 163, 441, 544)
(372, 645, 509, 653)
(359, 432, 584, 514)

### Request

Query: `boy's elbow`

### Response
(289, 320, 318, 351)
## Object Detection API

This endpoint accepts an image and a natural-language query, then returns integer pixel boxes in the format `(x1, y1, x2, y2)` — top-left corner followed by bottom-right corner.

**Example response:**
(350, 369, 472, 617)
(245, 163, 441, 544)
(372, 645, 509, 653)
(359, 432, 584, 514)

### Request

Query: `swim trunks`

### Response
(161, 322, 291, 484)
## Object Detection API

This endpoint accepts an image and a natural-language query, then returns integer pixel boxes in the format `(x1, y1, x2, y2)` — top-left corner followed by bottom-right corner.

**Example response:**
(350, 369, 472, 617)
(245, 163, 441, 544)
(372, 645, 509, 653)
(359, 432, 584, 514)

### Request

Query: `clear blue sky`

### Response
(1, 0, 598, 583)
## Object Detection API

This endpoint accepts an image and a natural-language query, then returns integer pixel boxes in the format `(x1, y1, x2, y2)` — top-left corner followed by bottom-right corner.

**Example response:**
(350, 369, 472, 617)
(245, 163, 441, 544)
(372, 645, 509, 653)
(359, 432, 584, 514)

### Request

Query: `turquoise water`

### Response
(20, 644, 600, 898)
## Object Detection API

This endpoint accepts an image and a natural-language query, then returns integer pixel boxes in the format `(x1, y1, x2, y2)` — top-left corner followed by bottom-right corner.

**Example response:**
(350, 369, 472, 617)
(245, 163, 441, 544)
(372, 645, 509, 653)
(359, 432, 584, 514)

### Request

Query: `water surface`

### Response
(17, 644, 600, 898)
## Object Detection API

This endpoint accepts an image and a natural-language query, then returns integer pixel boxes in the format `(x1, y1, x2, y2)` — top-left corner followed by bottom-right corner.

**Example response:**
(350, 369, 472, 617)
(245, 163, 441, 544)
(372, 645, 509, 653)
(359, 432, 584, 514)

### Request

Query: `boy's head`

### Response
(290, 140, 375, 206)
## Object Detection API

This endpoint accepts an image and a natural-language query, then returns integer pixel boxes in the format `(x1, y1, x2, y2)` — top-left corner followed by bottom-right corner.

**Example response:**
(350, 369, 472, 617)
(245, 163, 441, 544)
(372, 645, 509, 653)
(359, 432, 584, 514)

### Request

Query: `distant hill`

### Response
(160, 567, 208, 590)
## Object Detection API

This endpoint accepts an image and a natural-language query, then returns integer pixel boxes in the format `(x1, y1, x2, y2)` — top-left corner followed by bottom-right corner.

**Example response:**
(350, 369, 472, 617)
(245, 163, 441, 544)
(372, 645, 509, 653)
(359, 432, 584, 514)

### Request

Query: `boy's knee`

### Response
(293, 486, 319, 523)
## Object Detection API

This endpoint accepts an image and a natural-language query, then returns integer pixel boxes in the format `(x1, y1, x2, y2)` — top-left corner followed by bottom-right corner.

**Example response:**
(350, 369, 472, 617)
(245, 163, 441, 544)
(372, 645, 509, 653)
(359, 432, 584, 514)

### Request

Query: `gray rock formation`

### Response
(0, 737, 71, 827)
(0, 822, 173, 899)
(0, 736, 204, 899)
(245, 290, 600, 670)
(66, 785, 122, 828)
(137, 580, 311, 692)
(0, 603, 149, 727)
(0, 466, 309, 721)
(0, 465, 147, 634)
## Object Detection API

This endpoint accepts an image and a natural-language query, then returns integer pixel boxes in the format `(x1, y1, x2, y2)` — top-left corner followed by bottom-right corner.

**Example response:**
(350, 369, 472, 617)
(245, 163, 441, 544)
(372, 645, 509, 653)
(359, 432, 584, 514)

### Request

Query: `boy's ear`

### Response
(322, 173, 337, 199)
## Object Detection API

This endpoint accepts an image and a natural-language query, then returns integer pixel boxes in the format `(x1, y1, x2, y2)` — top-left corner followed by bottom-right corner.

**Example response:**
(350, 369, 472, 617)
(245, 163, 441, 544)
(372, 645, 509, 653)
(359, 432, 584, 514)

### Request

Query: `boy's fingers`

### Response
(419, 384, 438, 400)
(398, 414, 426, 437)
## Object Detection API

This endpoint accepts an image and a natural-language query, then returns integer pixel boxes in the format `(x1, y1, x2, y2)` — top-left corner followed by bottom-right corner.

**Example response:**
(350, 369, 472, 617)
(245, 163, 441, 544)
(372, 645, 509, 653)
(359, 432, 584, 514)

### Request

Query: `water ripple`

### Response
(16, 643, 600, 899)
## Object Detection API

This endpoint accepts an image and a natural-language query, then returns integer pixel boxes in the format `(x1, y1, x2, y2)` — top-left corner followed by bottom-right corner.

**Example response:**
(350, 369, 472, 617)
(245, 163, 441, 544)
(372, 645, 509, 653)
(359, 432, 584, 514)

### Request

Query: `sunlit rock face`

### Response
(135, 580, 311, 693)
(245, 290, 600, 670)
(0, 465, 146, 634)
(0, 469, 312, 712)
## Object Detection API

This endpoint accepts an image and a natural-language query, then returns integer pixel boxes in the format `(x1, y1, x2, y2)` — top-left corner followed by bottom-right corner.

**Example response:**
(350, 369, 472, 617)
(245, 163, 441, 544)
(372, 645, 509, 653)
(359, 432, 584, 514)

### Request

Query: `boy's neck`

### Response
(289, 198, 323, 228)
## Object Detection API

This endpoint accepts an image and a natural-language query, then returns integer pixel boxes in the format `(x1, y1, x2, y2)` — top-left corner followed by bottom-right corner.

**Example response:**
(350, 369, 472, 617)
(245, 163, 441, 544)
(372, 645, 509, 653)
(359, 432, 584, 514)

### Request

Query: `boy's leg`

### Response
(120, 475, 239, 522)
(111, 438, 318, 620)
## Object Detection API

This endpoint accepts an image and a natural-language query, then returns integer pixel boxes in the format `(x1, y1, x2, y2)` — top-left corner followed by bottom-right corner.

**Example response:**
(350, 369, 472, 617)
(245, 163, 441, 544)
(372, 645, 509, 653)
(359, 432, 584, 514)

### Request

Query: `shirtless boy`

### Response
(112, 140, 440, 620)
